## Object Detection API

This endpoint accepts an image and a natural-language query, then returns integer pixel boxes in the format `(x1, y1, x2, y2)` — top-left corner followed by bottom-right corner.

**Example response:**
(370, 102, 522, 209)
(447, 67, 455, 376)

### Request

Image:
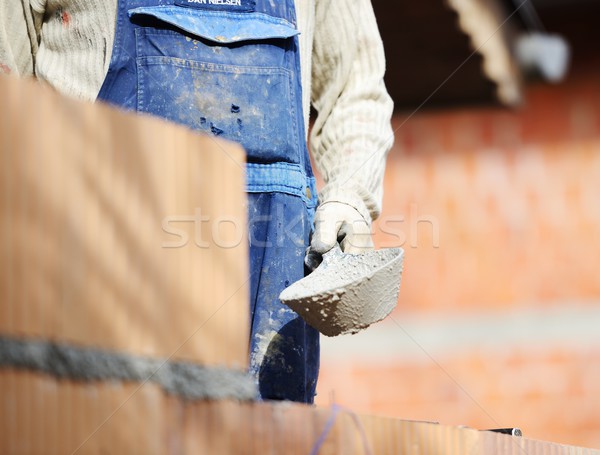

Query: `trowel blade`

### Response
(279, 247, 404, 337)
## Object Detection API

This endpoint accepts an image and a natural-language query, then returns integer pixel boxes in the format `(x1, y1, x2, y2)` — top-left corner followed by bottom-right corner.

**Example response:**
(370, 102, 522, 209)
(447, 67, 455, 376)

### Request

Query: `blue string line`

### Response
(310, 404, 342, 455)
(309, 404, 374, 455)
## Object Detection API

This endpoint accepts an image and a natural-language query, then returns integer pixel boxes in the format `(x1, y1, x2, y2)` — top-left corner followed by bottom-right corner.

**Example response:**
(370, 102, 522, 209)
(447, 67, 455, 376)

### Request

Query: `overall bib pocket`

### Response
(129, 6, 302, 165)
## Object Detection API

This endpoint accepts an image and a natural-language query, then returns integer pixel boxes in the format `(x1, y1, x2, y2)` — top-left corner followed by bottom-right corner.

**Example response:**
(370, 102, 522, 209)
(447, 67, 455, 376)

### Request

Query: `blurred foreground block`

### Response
(0, 75, 249, 367)
(1, 370, 600, 454)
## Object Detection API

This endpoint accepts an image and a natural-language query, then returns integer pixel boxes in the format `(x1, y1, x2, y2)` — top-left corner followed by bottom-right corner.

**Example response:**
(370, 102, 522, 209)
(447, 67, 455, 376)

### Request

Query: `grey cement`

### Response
(280, 247, 404, 337)
(0, 336, 256, 401)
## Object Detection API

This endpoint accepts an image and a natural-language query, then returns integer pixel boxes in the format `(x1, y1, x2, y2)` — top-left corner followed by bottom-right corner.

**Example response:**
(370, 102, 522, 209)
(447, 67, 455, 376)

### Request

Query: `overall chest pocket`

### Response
(130, 6, 301, 165)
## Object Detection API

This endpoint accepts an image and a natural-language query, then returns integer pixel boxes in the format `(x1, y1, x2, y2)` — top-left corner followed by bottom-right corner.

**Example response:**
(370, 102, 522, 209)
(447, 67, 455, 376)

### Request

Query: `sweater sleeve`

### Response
(310, 0, 394, 223)
(0, 1, 42, 77)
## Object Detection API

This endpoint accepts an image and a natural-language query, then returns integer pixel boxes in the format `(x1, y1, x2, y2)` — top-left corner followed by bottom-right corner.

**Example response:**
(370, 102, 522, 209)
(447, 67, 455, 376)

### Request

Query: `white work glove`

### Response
(305, 202, 374, 270)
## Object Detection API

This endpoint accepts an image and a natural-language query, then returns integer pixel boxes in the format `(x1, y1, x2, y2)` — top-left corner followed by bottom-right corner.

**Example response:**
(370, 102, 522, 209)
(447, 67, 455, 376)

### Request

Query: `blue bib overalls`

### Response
(97, 0, 320, 402)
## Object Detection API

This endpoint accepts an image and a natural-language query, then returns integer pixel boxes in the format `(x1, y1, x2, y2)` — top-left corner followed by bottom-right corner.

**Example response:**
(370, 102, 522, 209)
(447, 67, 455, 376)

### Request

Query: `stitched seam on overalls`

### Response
(246, 163, 316, 205)
(137, 57, 292, 76)
(128, 7, 298, 30)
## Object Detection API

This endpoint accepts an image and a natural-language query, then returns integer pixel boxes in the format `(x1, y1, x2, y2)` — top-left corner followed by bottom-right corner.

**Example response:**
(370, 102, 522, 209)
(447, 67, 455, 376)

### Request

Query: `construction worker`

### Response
(0, 0, 393, 403)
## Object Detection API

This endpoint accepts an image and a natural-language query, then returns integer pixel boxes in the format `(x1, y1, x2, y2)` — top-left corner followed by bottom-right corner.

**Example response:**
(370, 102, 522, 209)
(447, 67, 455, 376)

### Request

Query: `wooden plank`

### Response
(0, 74, 248, 367)
(445, 0, 523, 106)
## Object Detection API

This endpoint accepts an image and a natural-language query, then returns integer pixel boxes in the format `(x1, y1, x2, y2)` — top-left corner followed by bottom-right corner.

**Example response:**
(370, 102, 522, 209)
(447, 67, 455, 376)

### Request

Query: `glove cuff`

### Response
(317, 186, 374, 226)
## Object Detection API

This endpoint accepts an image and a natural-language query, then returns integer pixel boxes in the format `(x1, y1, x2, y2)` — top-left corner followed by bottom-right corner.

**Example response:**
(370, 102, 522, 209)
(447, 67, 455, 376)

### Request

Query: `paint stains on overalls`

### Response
(97, 0, 319, 402)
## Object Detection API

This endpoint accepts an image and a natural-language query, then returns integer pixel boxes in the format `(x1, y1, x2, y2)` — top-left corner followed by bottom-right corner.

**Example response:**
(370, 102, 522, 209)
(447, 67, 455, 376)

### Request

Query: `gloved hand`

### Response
(305, 201, 373, 270)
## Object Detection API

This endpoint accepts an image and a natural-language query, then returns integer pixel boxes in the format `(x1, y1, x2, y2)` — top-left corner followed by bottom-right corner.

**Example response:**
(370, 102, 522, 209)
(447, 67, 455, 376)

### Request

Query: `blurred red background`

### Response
(314, 0, 600, 448)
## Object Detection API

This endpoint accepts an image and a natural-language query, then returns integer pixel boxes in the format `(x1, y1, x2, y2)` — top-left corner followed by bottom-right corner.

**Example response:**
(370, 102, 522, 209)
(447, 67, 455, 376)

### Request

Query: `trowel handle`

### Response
(304, 243, 343, 272)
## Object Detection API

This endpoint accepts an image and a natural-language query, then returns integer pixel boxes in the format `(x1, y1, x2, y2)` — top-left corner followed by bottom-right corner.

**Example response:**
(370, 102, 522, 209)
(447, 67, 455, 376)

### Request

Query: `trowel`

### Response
(279, 246, 404, 337)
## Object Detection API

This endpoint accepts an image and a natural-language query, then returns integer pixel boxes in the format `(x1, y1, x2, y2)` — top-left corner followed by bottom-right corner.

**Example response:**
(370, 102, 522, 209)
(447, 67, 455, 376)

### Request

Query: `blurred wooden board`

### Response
(1, 369, 599, 454)
(0, 75, 249, 367)
(372, 0, 522, 109)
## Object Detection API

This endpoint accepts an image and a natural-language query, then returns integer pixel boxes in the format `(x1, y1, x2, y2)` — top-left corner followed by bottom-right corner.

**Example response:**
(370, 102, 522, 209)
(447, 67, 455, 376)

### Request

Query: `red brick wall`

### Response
(318, 346, 600, 448)
(316, 67, 600, 449)
(377, 71, 600, 313)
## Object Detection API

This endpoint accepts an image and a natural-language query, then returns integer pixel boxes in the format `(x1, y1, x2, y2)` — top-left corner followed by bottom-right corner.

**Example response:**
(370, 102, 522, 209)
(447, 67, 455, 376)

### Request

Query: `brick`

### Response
(0, 75, 249, 368)
(318, 347, 600, 448)
(377, 108, 600, 312)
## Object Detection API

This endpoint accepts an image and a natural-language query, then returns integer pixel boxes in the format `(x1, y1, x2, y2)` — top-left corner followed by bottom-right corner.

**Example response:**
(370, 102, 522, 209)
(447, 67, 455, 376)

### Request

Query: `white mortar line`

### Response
(320, 302, 600, 363)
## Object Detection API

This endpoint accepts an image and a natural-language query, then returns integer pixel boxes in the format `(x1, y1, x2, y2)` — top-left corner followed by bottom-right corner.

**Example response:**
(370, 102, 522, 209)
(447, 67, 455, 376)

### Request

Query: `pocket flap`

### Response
(128, 6, 299, 43)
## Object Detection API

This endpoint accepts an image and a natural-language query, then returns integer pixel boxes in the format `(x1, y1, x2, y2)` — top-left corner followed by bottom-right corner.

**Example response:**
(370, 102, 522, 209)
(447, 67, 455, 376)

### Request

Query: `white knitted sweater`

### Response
(0, 0, 393, 222)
